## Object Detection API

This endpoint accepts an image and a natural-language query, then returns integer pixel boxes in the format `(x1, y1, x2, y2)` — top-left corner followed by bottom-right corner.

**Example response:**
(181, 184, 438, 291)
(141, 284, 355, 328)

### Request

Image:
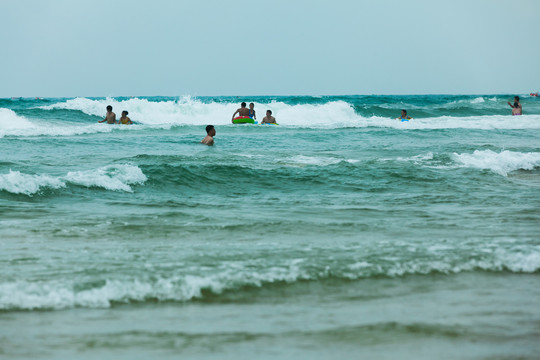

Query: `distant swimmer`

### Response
(119, 110, 133, 125)
(398, 109, 412, 121)
(261, 110, 277, 124)
(232, 102, 250, 122)
(248, 102, 256, 120)
(508, 96, 522, 115)
(98, 105, 116, 124)
(201, 125, 216, 146)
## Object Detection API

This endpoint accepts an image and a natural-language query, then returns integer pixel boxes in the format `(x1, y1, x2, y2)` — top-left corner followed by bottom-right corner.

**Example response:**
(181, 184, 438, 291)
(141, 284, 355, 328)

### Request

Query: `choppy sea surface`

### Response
(1, 95, 539, 359)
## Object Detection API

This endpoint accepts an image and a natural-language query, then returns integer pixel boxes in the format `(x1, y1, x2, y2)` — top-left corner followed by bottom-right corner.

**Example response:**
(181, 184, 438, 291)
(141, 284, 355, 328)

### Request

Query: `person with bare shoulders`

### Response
(201, 125, 216, 146)
(248, 102, 256, 120)
(507, 96, 522, 115)
(119, 111, 133, 124)
(98, 105, 116, 124)
(261, 110, 277, 124)
(231, 102, 249, 122)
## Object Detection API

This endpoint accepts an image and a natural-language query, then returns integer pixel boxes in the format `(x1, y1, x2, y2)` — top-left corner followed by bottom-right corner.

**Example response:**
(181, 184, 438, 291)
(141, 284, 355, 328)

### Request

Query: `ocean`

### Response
(1, 95, 539, 359)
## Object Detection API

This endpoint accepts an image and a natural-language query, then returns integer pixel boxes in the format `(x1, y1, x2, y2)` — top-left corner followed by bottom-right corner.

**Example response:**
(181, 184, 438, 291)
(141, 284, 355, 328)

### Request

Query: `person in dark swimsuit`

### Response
(248, 102, 256, 120)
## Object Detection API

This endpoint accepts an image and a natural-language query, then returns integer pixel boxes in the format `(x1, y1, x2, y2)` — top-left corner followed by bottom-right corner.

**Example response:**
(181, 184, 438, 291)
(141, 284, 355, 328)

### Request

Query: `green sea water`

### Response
(1, 95, 540, 359)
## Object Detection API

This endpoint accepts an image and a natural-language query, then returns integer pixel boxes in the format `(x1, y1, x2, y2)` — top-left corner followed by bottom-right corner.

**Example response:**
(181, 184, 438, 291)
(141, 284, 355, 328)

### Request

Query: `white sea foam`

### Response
(64, 164, 147, 192)
(39, 97, 540, 130)
(0, 164, 146, 195)
(1, 249, 538, 311)
(0, 108, 36, 137)
(0, 262, 307, 310)
(0, 107, 115, 138)
(370, 115, 540, 130)
(281, 155, 350, 166)
(0, 170, 66, 195)
(452, 150, 540, 176)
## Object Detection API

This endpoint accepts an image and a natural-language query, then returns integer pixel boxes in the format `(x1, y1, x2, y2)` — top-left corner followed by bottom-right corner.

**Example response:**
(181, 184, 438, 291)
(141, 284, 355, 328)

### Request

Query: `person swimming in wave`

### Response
(232, 102, 250, 122)
(261, 110, 277, 124)
(248, 102, 256, 120)
(119, 111, 133, 125)
(98, 105, 116, 124)
(508, 96, 522, 115)
(201, 125, 216, 146)
(398, 109, 412, 121)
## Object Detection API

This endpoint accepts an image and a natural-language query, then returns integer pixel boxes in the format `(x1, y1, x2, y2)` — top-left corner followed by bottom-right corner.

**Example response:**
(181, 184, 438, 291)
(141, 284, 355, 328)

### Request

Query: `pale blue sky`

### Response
(1, 0, 539, 97)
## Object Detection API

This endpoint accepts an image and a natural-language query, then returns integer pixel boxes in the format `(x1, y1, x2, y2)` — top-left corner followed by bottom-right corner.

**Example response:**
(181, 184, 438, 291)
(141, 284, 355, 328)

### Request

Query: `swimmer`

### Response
(98, 105, 116, 124)
(261, 110, 276, 124)
(398, 109, 412, 121)
(248, 103, 256, 120)
(201, 125, 216, 146)
(119, 111, 132, 125)
(507, 96, 522, 115)
(231, 102, 249, 122)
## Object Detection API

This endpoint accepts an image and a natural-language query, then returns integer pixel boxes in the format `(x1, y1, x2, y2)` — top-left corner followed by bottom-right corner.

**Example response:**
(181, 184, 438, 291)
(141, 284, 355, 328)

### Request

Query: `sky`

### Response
(1, 0, 539, 97)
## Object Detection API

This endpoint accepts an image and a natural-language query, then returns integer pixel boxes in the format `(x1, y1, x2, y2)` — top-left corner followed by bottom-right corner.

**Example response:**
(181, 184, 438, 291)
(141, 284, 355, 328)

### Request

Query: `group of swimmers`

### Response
(101, 96, 525, 146)
(98, 105, 132, 124)
(231, 102, 277, 124)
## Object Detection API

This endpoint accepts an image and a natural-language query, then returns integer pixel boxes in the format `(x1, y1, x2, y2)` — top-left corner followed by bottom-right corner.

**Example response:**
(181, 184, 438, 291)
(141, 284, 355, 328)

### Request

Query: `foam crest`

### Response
(64, 164, 147, 192)
(0, 107, 115, 138)
(38, 97, 540, 129)
(280, 155, 349, 166)
(0, 165, 146, 195)
(41, 97, 363, 127)
(1, 249, 538, 311)
(452, 150, 540, 176)
(0, 170, 65, 195)
(0, 108, 35, 137)
(368, 115, 540, 130)
(0, 262, 307, 310)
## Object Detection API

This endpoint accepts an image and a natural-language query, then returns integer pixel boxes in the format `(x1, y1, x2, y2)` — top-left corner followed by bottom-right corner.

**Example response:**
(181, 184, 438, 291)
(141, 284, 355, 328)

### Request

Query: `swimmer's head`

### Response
(401, 109, 407, 116)
(514, 96, 520, 102)
(122, 111, 128, 116)
(266, 110, 272, 115)
(241, 102, 246, 107)
(106, 105, 113, 111)
(249, 102, 254, 109)
(206, 125, 216, 136)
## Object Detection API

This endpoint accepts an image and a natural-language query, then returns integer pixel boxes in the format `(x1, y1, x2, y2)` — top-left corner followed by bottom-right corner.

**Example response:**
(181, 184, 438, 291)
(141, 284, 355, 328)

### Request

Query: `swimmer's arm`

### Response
(253, 110, 256, 119)
(232, 109, 239, 121)
(507, 102, 515, 108)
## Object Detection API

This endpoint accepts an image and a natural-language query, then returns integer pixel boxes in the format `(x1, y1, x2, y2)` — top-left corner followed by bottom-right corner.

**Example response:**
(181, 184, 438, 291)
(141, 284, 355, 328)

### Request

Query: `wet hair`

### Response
(401, 109, 407, 115)
(122, 110, 128, 115)
(249, 102, 254, 106)
(514, 102, 519, 108)
(515, 96, 520, 102)
(106, 105, 112, 111)
(206, 125, 215, 134)
(267, 110, 272, 115)
(241, 102, 246, 107)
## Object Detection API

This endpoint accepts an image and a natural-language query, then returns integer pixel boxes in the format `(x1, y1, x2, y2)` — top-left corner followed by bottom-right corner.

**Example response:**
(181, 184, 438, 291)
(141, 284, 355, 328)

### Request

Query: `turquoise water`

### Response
(1, 95, 540, 359)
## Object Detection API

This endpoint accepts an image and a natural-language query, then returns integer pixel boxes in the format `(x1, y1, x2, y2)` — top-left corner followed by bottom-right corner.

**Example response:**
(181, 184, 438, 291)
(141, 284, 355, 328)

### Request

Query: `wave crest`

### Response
(0, 164, 146, 195)
(2, 249, 538, 310)
(452, 150, 540, 176)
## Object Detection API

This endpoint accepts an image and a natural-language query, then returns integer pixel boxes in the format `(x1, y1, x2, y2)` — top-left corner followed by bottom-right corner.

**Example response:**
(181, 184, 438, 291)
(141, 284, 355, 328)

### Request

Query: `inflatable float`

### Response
(232, 116, 257, 124)
(530, 92, 539, 97)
